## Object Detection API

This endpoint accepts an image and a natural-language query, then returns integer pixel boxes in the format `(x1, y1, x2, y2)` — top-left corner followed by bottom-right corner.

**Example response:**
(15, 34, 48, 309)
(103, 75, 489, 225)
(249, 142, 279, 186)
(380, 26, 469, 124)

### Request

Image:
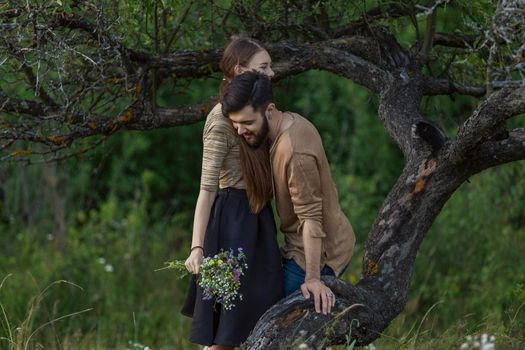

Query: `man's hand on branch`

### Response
(300, 278, 336, 315)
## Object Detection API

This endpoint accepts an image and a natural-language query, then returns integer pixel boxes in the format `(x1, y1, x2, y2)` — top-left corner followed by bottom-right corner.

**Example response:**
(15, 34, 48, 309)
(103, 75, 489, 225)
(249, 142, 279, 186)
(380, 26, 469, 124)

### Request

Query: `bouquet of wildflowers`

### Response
(199, 247, 248, 310)
(158, 247, 248, 310)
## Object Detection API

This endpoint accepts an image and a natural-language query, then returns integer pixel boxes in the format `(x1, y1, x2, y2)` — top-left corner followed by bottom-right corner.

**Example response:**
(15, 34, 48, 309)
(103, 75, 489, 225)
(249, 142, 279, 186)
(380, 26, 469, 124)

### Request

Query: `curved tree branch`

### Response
(446, 85, 525, 164)
(433, 32, 477, 49)
(422, 77, 486, 97)
(270, 40, 389, 93)
(0, 95, 216, 145)
(1, 35, 390, 150)
(0, 92, 57, 117)
(465, 128, 525, 174)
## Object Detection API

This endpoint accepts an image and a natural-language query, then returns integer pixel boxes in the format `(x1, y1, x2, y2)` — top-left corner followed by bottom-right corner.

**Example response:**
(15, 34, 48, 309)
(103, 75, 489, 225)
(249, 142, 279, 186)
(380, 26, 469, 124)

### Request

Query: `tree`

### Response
(1, 0, 524, 348)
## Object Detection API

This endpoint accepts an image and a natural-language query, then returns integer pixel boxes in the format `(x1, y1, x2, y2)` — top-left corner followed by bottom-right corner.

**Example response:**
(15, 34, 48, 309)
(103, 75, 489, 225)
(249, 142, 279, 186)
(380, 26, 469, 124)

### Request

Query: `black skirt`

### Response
(181, 188, 284, 347)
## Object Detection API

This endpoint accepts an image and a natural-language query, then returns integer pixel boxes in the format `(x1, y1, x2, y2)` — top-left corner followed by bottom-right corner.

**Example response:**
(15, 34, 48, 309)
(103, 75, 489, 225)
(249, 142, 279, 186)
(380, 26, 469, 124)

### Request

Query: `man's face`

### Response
(228, 105, 269, 148)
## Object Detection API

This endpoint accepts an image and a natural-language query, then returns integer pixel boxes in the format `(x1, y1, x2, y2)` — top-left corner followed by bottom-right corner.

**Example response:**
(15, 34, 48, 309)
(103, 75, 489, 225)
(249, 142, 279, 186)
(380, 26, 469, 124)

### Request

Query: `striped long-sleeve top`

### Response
(200, 103, 245, 191)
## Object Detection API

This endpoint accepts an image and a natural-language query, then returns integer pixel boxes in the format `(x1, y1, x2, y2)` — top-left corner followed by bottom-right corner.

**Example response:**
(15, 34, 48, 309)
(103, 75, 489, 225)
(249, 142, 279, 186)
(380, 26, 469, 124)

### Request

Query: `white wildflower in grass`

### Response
(459, 333, 496, 350)
(127, 340, 153, 350)
(159, 247, 248, 310)
(104, 264, 114, 273)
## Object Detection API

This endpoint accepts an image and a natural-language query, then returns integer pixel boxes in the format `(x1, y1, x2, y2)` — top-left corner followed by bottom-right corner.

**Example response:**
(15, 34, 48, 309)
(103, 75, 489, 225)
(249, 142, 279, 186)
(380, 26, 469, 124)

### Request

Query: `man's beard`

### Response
(245, 115, 269, 149)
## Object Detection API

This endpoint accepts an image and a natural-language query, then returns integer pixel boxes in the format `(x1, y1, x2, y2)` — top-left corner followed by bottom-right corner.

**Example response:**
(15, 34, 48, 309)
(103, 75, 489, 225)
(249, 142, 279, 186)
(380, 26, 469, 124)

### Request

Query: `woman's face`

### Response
(240, 50, 274, 79)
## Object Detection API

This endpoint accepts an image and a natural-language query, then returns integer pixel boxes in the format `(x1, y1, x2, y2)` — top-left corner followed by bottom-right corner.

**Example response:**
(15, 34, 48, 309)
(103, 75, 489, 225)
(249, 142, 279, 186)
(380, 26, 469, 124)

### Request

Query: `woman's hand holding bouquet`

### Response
(158, 247, 248, 310)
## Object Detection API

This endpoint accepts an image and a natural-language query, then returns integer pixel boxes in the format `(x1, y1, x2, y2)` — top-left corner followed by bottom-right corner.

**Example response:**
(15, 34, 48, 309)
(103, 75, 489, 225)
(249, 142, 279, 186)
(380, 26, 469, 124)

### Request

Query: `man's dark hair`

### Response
(221, 71, 273, 116)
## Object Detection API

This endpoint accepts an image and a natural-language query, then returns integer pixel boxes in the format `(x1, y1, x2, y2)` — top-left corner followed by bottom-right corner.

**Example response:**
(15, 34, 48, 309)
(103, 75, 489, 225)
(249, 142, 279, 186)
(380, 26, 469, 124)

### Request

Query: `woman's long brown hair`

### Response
(219, 37, 273, 213)
(238, 138, 273, 214)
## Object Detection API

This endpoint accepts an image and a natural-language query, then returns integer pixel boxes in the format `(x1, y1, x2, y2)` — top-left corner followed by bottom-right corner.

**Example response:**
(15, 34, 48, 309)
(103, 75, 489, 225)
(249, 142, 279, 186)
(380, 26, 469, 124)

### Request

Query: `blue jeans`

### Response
(283, 258, 347, 296)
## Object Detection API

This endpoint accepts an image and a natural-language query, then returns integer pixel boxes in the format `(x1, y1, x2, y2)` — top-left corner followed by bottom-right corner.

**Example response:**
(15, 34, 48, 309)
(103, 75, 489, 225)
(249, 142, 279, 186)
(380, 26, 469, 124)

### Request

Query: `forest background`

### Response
(0, 0, 524, 349)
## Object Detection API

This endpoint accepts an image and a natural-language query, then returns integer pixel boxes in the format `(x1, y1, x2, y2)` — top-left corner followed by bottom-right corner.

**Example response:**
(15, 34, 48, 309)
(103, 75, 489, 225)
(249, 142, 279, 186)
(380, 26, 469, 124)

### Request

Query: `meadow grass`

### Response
(2, 267, 523, 350)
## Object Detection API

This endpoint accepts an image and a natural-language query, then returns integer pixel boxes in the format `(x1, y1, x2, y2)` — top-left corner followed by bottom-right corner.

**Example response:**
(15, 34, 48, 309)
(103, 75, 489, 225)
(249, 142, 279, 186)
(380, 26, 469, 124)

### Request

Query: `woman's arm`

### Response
(185, 109, 230, 274)
(185, 189, 217, 275)
(191, 189, 217, 248)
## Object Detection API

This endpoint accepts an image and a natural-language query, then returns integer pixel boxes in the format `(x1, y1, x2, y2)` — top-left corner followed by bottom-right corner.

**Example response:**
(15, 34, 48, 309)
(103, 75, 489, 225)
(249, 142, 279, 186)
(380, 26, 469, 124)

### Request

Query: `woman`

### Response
(180, 37, 284, 350)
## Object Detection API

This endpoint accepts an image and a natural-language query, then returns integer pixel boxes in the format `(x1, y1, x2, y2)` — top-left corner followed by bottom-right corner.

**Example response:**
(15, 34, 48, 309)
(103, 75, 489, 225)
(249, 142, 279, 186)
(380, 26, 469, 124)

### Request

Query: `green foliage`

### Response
(1, 1, 524, 348)
(409, 163, 525, 331)
(0, 183, 197, 349)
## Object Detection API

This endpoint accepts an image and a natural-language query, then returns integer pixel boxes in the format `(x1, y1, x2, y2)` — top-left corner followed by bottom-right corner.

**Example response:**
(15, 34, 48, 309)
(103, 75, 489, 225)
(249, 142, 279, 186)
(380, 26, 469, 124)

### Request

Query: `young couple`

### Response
(181, 37, 356, 349)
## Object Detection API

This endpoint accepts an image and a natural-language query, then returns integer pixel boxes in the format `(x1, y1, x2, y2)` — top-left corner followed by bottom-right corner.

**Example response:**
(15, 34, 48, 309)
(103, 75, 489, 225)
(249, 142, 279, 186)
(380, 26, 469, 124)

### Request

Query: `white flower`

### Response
(127, 341, 152, 350)
(460, 333, 496, 350)
(298, 344, 309, 349)
(104, 264, 114, 272)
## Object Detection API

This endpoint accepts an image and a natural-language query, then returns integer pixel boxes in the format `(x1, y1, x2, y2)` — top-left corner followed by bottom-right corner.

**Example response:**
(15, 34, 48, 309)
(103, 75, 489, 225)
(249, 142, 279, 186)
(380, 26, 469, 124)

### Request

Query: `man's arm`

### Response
(303, 220, 323, 281)
(287, 153, 336, 314)
(302, 220, 334, 314)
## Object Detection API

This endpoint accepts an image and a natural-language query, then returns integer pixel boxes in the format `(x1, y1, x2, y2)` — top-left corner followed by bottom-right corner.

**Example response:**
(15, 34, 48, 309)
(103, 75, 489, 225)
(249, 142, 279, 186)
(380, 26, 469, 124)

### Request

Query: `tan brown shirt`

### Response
(270, 113, 355, 276)
(200, 103, 245, 191)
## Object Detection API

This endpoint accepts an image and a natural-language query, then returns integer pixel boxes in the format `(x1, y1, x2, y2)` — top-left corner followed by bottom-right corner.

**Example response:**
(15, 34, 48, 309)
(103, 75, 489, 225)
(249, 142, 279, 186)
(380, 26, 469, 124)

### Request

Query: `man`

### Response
(221, 72, 356, 315)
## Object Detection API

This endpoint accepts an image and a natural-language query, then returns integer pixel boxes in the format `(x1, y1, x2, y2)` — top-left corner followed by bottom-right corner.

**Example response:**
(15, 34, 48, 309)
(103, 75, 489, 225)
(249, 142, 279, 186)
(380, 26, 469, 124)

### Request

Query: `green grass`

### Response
(1, 164, 524, 349)
(1, 265, 523, 349)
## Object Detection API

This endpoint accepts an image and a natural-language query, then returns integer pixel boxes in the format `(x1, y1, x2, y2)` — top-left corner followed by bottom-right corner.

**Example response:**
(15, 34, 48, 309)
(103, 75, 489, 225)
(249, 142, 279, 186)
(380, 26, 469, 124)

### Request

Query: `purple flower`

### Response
(232, 269, 241, 281)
